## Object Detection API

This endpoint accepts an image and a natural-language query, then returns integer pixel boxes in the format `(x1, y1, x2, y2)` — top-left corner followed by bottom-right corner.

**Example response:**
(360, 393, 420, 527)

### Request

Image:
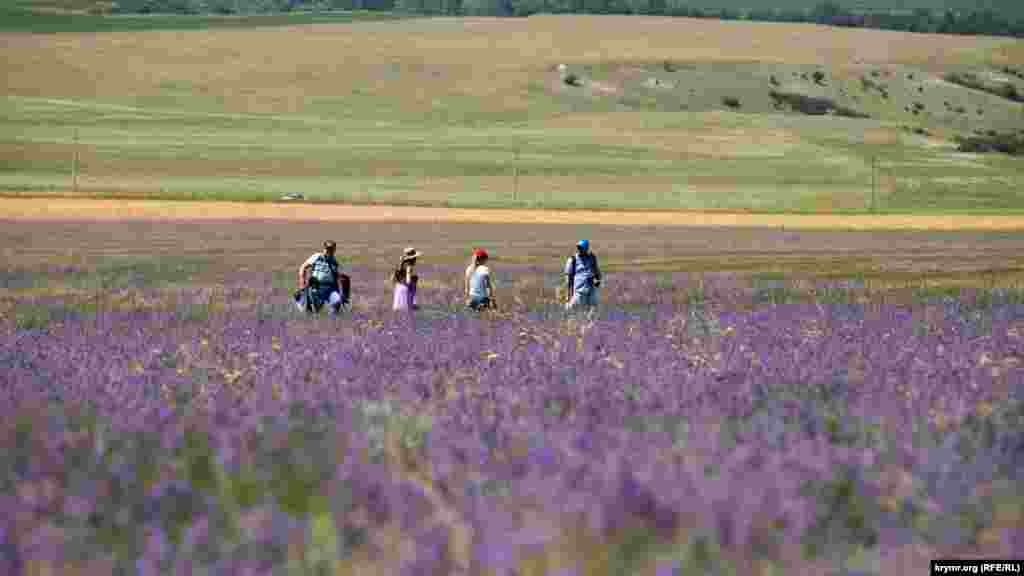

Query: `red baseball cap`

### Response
(473, 248, 488, 259)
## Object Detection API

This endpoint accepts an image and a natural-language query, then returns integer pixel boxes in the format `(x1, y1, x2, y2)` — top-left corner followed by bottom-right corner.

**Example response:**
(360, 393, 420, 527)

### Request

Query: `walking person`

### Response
(466, 248, 496, 311)
(392, 247, 422, 311)
(564, 239, 601, 318)
(295, 240, 350, 315)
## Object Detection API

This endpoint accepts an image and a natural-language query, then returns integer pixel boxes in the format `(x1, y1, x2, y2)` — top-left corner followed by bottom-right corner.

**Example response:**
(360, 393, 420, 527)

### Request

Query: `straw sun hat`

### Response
(402, 247, 423, 262)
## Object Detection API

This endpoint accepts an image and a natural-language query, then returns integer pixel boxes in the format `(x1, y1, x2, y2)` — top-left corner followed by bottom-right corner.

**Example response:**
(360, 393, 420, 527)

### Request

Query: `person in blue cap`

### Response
(564, 239, 602, 314)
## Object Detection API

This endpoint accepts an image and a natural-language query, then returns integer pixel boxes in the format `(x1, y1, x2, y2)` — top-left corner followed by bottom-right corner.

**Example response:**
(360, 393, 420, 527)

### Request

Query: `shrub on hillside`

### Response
(769, 91, 869, 118)
(946, 72, 984, 91)
(722, 96, 741, 109)
(860, 76, 889, 99)
(999, 83, 1023, 103)
(812, 70, 826, 85)
(770, 74, 780, 87)
(1001, 66, 1024, 81)
(955, 132, 1024, 155)
(563, 73, 582, 87)
(946, 72, 1024, 103)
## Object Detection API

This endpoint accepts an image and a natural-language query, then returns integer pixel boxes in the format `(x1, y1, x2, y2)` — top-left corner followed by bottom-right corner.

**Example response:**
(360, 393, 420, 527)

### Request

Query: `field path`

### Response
(4, 199, 1024, 231)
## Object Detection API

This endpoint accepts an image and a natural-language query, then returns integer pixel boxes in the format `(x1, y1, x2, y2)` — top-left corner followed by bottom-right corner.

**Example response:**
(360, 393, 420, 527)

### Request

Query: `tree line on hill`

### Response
(109, 0, 1024, 37)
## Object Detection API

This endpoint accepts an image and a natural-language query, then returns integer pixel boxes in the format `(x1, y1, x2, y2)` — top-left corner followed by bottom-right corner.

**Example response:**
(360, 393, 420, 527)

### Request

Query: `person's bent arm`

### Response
(298, 264, 310, 289)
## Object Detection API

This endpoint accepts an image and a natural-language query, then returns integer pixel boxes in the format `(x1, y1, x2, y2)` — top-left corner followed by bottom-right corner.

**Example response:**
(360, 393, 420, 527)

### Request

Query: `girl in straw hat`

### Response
(392, 246, 422, 311)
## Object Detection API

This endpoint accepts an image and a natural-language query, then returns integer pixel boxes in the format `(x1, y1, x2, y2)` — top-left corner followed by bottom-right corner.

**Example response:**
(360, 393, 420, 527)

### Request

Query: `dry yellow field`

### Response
(4, 198, 1024, 231)
(1, 15, 1011, 115)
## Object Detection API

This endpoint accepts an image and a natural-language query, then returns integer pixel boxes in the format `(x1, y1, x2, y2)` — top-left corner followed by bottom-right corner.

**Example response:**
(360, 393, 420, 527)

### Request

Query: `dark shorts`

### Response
(467, 296, 492, 311)
(298, 279, 348, 313)
(313, 282, 339, 309)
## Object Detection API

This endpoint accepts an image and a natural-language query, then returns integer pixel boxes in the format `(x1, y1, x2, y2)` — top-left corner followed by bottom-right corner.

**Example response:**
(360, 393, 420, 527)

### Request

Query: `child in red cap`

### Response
(465, 248, 495, 311)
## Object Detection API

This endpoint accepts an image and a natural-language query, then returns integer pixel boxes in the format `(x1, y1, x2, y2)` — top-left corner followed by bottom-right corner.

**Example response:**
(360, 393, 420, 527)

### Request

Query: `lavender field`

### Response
(2, 264, 1023, 575)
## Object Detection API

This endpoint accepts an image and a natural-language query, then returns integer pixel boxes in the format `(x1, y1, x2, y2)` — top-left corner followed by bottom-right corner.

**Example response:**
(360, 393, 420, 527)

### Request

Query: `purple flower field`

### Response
(1, 266, 1022, 575)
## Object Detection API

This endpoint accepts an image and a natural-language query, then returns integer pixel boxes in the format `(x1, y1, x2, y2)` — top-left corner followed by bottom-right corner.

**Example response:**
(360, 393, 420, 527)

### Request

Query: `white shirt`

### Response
(467, 265, 492, 299)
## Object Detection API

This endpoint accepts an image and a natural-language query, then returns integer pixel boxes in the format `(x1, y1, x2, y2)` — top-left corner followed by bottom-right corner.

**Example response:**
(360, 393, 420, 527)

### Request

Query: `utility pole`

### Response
(871, 155, 877, 213)
(72, 129, 80, 194)
(513, 148, 520, 205)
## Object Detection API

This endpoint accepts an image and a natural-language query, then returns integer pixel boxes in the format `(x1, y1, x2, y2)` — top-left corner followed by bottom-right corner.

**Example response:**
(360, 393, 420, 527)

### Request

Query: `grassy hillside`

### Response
(1, 15, 1022, 213)
(0, 1, 412, 33)
(682, 0, 1024, 20)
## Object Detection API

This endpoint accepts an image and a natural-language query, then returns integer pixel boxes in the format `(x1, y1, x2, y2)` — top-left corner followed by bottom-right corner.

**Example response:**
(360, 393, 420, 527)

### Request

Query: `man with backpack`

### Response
(295, 240, 350, 315)
(565, 239, 602, 315)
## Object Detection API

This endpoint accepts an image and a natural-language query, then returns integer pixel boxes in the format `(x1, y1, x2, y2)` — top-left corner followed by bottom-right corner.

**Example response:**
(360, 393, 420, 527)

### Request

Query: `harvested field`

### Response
(2, 17, 1006, 112)
(4, 198, 1024, 230)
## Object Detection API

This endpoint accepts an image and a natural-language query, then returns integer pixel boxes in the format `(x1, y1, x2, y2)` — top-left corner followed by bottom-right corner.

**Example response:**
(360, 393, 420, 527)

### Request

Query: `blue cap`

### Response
(577, 239, 589, 251)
